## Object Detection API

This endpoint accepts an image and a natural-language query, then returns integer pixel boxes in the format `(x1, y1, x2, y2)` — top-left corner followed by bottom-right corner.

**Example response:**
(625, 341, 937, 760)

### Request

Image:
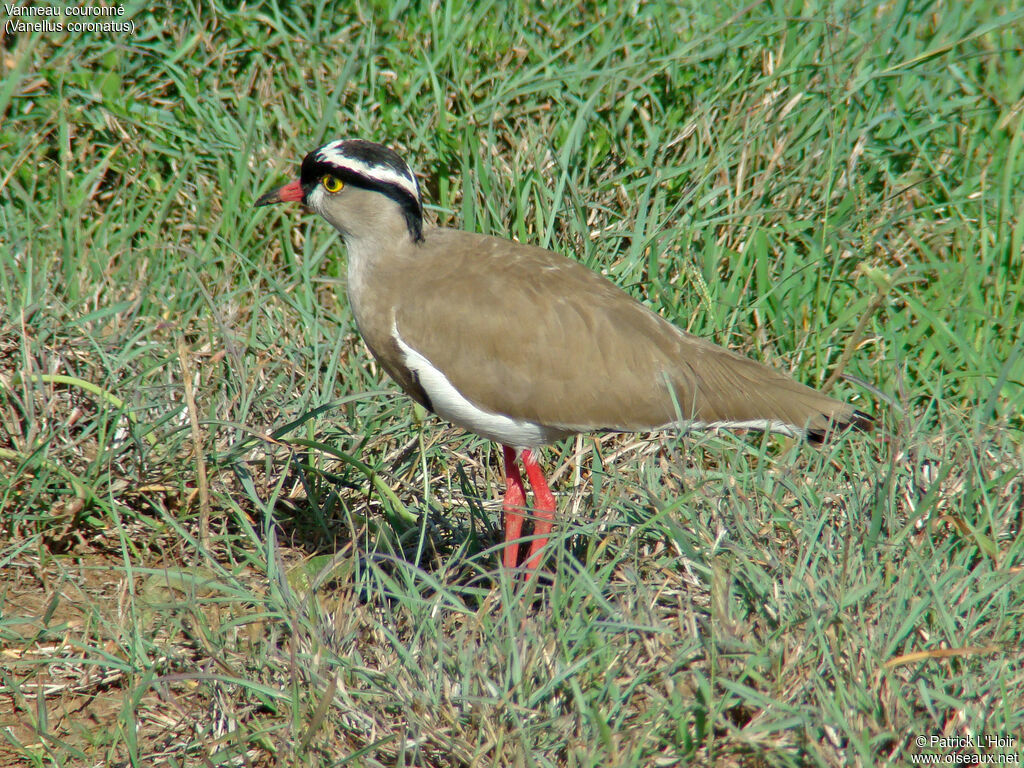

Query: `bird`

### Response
(256, 138, 871, 576)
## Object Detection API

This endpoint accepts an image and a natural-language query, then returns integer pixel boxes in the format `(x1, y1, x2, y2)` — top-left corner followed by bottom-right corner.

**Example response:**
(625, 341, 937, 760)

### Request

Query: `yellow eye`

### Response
(321, 175, 343, 193)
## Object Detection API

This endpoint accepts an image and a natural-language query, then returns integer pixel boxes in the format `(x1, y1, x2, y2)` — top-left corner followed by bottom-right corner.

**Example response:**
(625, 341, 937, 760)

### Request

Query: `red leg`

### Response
(521, 448, 556, 573)
(501, 445, 526, 570)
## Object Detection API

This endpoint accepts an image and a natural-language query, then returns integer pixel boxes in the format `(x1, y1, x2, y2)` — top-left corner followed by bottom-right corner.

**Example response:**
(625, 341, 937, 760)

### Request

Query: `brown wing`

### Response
(389, 227, 864, 438)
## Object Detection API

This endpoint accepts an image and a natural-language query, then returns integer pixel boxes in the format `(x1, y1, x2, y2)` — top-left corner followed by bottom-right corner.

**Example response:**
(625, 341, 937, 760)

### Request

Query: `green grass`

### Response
(2, 1, 1022, 765)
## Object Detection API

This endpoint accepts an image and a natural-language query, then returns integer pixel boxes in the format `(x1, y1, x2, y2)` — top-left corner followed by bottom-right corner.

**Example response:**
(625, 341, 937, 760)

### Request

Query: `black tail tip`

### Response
(806, 409, 874, 445)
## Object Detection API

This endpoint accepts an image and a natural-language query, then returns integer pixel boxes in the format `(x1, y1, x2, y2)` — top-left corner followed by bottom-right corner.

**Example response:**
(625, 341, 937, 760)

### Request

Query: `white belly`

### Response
(392, 326, 564, 448)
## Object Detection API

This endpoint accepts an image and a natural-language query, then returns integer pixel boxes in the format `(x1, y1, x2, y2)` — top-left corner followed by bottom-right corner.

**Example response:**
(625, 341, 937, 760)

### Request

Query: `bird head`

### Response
(256, 139, 423, 243)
